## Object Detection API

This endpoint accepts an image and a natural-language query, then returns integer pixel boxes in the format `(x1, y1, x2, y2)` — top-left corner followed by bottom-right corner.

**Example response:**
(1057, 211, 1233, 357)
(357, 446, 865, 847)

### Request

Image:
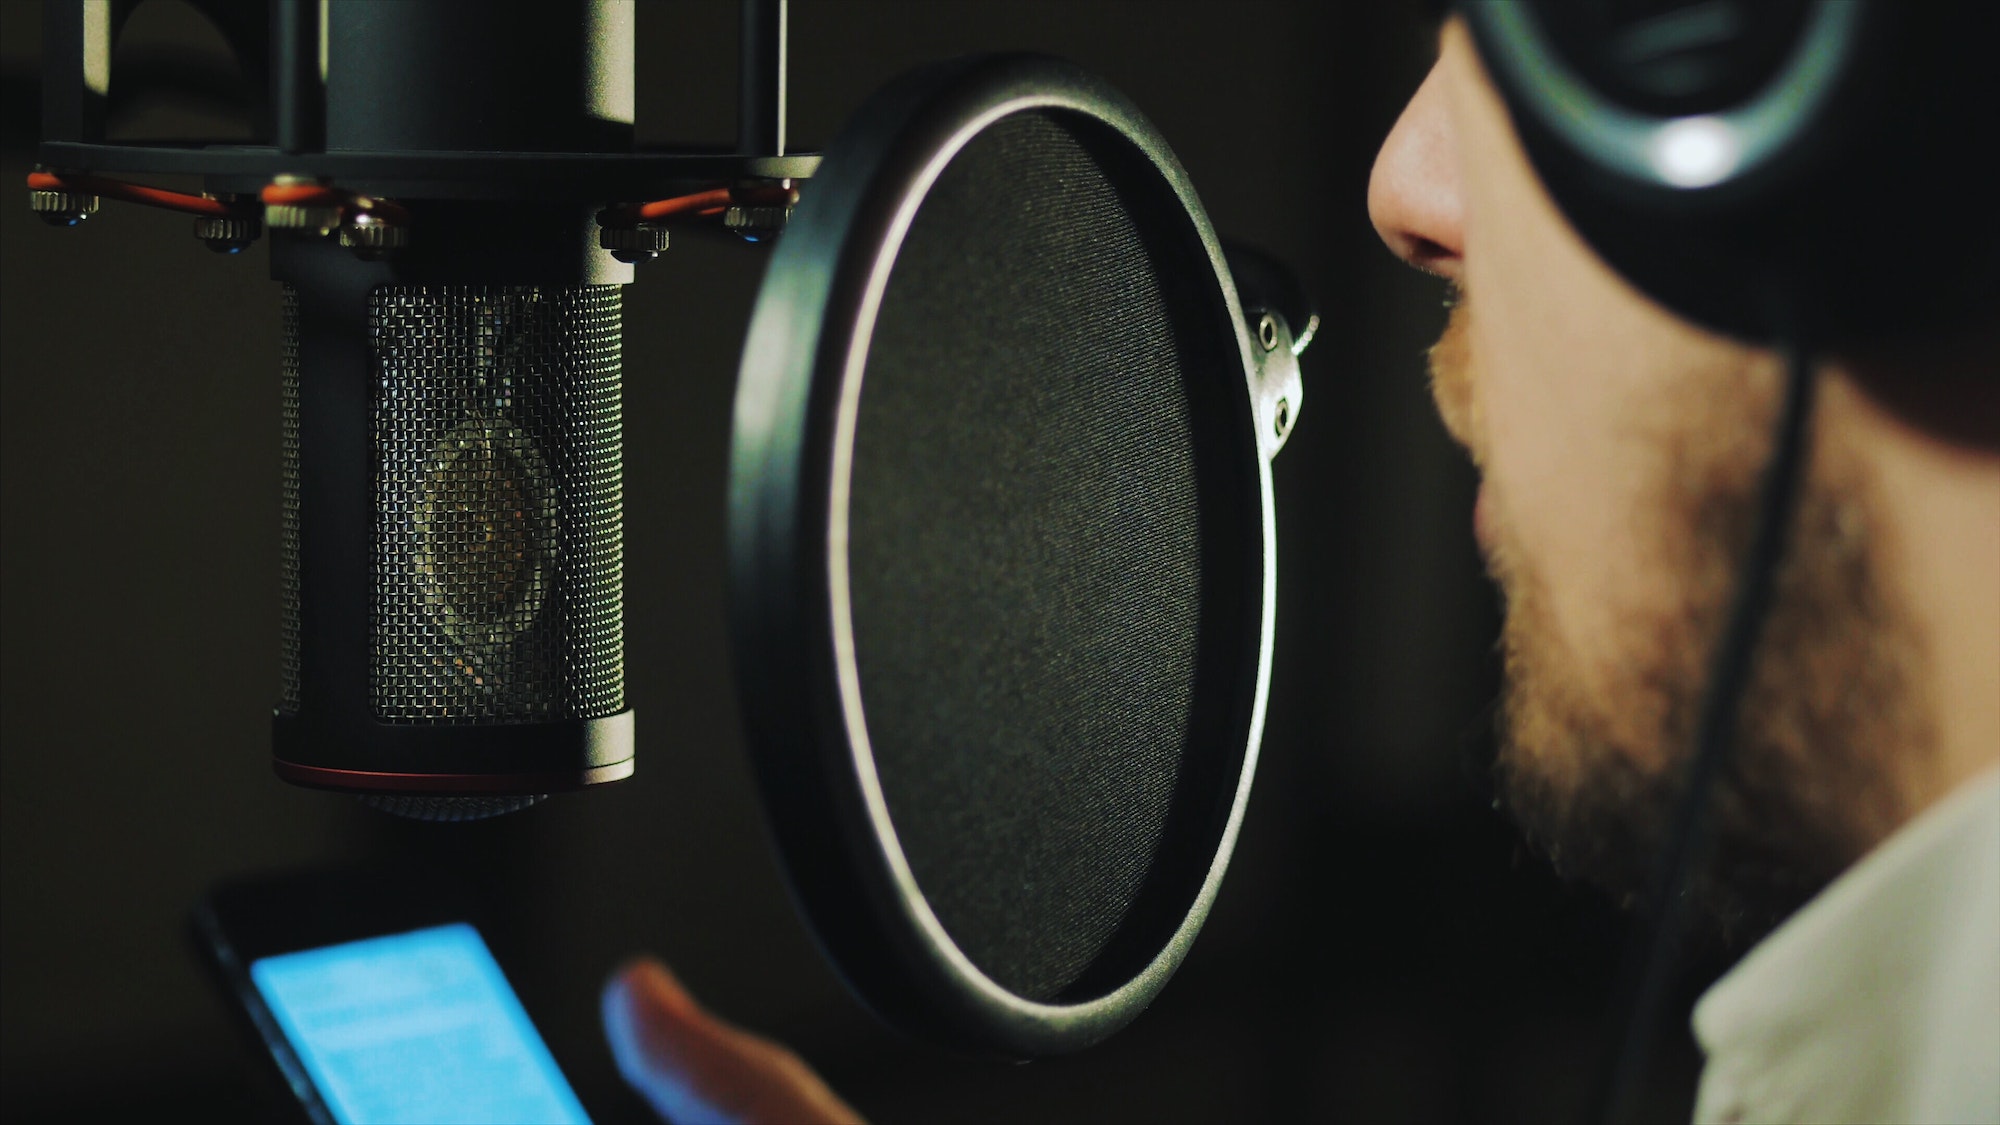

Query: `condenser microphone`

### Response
(258, 0, 811, 819)
(266, 1, 640, 819)
(33, 0, 814, 818)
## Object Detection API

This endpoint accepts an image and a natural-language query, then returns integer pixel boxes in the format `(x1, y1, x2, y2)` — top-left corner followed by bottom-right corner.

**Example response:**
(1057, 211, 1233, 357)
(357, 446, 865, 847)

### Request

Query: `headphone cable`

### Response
(1592, 335, 1820, 1125)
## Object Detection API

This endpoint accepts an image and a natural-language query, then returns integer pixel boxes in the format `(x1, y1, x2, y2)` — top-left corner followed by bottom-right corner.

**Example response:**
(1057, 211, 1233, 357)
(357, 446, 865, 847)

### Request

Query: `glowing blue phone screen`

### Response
(250, 922, 591, 1125)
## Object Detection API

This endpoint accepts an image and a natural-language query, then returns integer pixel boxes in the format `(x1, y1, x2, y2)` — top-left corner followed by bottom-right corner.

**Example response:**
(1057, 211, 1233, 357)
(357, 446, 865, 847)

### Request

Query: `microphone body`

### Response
(271, 1, 638, 814)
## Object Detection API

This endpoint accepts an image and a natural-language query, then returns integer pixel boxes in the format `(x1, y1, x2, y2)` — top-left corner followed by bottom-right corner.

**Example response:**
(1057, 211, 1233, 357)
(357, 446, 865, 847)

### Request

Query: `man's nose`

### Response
(1368, 60, 1465, 283)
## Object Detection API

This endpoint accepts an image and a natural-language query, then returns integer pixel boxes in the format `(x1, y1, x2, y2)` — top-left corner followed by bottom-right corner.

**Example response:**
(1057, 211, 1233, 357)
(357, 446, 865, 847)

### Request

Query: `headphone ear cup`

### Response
(1462, 1, 2000, 347)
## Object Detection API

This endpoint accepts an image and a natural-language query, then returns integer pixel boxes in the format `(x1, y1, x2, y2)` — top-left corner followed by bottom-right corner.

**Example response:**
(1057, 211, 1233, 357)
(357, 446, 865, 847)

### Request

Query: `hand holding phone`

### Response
(194, 867, 597, 1125)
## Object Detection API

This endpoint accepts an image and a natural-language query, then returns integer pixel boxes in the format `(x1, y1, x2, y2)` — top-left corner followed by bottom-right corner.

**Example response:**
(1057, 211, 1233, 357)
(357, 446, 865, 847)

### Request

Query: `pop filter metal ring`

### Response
(729, 53, 1279, 1056)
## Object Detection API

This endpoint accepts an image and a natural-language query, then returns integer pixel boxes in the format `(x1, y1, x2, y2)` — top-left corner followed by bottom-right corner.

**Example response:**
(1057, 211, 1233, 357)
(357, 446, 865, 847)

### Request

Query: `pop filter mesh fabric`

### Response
(846, 109, 1222, 1003)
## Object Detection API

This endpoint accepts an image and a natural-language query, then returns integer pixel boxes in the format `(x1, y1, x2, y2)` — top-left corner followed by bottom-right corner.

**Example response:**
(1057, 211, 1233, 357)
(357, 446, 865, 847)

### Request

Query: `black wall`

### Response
(1, 2, 1703, 1121)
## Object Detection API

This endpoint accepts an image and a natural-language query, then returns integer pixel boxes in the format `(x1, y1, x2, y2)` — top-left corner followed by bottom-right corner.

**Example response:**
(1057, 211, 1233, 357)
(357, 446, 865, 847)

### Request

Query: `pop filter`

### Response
(729, 54, 1301, 1056)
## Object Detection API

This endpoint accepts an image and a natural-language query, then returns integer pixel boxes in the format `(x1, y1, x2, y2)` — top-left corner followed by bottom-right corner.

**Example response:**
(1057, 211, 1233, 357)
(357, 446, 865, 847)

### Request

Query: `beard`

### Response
(1429, 302, 1931, 946)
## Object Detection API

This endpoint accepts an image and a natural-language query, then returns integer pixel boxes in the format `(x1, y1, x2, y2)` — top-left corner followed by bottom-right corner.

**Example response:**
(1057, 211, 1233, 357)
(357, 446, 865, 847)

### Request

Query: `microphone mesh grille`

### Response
(368, 286, 624, 723)
(846, 110, 1216, 1003)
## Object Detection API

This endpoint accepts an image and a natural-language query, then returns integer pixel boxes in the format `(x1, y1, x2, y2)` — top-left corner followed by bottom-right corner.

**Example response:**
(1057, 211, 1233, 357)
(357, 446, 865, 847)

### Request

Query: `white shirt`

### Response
(1692, 768, 2000, 1124)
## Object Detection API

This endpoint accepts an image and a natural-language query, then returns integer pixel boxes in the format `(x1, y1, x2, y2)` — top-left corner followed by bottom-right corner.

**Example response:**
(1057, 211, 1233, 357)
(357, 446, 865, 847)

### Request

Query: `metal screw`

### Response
(339, 211, 408, 259)
(266, 202, 343, 236)
(194, 214, 262, 254)
(599, 222, 670, 264)
(1274, 397, 1293, 440)
(724, 204, 793, 241)
(1257, 312, 1280, 352)
(29, 188, 99, 227)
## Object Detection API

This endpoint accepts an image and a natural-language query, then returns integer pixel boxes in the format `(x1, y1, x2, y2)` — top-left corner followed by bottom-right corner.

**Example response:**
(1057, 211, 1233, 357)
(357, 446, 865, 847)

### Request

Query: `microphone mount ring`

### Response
(34, 141, 821, 206)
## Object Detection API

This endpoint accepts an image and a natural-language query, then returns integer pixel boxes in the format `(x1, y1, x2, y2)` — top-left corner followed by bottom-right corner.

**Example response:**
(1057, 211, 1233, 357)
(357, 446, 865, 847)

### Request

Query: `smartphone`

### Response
(192, 866, 598, 1125)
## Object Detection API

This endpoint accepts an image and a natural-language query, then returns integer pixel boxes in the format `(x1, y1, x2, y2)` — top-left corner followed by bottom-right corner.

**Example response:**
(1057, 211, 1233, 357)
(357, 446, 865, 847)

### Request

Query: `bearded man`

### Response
(598, 13, 2000, 1124)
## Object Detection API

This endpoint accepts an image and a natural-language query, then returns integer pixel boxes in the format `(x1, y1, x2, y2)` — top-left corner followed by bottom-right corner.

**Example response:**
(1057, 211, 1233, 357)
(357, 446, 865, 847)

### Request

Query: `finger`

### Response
(602, 957, 865, 1125)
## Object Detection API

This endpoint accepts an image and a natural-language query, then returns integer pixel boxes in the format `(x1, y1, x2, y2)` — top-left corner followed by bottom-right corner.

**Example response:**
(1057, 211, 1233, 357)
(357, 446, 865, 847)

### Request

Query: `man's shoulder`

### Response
(1692, 770, 2000, 1125)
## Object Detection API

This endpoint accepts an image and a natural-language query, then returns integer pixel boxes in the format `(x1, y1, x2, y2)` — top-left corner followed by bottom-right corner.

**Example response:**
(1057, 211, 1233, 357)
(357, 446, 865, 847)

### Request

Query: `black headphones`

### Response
(1459, 1, 1998, 348)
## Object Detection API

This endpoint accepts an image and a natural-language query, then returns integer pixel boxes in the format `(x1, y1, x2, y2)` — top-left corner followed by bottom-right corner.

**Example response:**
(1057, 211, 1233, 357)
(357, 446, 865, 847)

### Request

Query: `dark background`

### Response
(1, 2, 1707, 1121)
